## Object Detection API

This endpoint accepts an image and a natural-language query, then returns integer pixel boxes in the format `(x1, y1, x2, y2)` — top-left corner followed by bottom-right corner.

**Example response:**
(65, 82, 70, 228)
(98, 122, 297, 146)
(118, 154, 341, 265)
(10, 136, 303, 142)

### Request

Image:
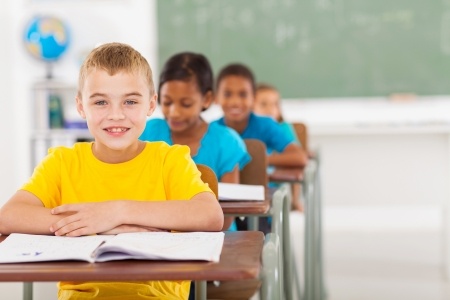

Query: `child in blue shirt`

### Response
(213, 63, 307, 168)
(140, 52, 250, 230)
(254, 82, 304, 211)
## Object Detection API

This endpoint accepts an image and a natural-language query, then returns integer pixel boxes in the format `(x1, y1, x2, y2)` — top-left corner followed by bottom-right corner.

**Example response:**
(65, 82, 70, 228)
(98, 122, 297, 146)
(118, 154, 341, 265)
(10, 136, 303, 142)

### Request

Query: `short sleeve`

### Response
(280, 122, 300, 146)
(162, 145, 213, 200)
(21, 148, 62, 208)
(216, 126, 251, 177)
(263, 118, 294, 153)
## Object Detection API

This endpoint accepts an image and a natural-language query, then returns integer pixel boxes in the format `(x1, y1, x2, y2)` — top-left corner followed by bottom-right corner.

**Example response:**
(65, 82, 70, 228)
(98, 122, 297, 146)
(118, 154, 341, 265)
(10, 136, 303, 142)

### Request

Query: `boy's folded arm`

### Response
(268, 143, 308, 168)
(120, 191, 224, 232)
(0, 190, 66, 235)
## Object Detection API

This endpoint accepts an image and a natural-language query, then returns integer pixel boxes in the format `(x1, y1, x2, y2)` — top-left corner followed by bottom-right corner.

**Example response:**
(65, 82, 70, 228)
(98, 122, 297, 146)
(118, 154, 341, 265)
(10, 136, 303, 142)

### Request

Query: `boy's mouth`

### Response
(105, 127, 129, 133)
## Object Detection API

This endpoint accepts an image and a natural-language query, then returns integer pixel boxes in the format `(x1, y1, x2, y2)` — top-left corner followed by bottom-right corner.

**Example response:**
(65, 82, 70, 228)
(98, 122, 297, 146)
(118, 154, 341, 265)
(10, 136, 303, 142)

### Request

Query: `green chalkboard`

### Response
(158, 0, 450, 98)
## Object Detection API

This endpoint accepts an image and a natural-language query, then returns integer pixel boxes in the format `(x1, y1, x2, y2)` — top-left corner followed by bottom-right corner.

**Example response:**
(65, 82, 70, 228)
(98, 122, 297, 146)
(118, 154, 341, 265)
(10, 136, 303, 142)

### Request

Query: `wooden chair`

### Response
(240, 139, 268, 186)
(233, 139, 269, 232)
(204, 142, 268, 300)
(292, 122, 308, 154)
(196, 164, 218, 199)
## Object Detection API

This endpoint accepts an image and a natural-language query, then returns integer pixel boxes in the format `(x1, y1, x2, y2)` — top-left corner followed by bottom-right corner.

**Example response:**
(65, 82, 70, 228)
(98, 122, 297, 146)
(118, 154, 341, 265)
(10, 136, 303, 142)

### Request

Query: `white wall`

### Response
(0, 1, 16, 203)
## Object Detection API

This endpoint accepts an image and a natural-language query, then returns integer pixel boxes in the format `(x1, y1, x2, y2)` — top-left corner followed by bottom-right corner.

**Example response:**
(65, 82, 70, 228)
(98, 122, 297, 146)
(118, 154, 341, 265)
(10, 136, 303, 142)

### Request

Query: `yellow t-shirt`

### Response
(21, 141, 213, 300)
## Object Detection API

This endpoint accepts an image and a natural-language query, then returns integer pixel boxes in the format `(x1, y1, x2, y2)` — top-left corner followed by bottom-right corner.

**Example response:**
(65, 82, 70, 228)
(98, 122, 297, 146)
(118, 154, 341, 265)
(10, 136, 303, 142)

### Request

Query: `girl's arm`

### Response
(220, 165, 240, 230)
(0, 190, 71, 235)
(49, 191, 224, 237)
(268, 143, 308, 167)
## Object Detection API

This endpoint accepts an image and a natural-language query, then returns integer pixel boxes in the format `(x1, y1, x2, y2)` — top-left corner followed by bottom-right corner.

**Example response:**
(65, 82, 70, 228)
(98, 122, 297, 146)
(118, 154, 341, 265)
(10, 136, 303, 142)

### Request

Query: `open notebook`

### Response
(0, 232, 224, 263)
(218, 183, 265, 201)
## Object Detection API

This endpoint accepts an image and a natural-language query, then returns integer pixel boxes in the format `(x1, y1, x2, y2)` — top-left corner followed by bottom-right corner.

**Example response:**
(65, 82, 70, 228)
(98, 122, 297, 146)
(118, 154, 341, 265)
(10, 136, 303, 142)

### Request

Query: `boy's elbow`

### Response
(203, 204, 224, 231)
(208, 209, 224, 231)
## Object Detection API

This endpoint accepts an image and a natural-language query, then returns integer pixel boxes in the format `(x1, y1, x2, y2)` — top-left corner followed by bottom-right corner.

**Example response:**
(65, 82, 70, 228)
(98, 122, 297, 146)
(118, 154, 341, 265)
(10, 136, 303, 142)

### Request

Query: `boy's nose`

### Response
(108, 105, 125, 120)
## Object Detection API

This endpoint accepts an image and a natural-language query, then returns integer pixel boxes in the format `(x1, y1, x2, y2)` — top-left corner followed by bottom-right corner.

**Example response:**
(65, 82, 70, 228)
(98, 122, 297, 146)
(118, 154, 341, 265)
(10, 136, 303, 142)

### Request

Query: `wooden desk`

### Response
(220, 190, 271, 216)
(269, 166, 304, 183)
(220, 190, 272, 232)
(0, 231, 264, 300)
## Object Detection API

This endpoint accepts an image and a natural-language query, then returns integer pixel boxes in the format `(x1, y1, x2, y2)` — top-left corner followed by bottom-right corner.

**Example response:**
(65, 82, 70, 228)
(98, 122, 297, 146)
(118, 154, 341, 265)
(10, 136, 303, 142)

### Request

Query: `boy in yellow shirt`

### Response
(0, 42, 224, 299)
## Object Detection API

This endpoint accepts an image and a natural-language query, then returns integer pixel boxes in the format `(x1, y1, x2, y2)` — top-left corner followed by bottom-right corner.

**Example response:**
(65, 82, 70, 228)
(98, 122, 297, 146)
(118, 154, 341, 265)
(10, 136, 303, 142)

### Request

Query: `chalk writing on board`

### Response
(275, 22, 296, 47)
(440, 11, 450, 55)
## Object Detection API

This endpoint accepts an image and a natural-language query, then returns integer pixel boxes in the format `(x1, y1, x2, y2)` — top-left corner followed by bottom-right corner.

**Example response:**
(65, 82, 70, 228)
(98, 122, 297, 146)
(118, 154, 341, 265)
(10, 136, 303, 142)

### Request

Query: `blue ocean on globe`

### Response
(24, 16, 70, 62)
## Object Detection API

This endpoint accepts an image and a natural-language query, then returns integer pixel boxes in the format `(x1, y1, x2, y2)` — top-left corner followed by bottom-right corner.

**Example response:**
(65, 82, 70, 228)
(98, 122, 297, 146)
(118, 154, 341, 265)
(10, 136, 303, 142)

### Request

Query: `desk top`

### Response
(220, 190, 271, 215)
(269, 167, 304, 183)
(0, 231, 263, 282)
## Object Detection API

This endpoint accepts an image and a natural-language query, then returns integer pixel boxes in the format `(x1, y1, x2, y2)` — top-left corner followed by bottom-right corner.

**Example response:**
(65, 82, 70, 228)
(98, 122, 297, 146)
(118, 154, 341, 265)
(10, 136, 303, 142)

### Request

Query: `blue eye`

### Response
(95, 100, 107, 106)
(125, 100, 137, 105)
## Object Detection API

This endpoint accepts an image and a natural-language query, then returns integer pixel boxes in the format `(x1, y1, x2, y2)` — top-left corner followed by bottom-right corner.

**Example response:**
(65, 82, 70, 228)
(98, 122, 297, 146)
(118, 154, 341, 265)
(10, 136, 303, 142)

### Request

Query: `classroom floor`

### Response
(290, 206, 450, 300)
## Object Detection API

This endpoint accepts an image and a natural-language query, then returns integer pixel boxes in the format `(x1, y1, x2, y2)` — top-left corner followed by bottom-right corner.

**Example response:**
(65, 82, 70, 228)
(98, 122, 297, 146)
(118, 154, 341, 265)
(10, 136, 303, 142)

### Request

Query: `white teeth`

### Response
(108, 128, 126, 133)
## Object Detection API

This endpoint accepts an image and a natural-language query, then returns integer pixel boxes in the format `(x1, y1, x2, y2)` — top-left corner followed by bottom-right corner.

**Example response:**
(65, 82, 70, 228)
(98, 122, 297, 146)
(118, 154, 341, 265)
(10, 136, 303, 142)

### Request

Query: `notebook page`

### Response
(0, 233, 110, 263)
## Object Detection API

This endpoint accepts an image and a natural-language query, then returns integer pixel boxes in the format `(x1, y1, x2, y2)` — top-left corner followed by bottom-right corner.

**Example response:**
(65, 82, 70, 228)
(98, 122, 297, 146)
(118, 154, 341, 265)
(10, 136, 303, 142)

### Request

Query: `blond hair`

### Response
(78, 42, 155, 97)
(256, 83, 284, 122)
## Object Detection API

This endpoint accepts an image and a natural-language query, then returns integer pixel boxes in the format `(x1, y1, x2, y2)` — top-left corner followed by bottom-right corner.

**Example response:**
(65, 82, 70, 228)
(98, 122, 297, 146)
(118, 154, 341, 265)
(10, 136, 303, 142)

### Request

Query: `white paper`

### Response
(0, 232, 225, 263)
(218, 183, 265, 201)
(0, 233, 109, 263)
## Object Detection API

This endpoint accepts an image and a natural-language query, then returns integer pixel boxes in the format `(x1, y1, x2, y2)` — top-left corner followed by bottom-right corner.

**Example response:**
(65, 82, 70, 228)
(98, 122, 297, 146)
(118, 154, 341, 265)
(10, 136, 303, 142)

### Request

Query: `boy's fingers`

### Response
(50, 215, 79, 233)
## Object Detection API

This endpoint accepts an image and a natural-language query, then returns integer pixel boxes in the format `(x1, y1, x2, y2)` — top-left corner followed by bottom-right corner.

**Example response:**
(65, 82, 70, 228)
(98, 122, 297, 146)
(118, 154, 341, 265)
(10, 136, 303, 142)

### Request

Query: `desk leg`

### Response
(248, 216, 259, 231)
(23, 282, 33, 300)
(443, 204, 450, 280)
(282, 184, 295, 300)
(314, 159, 326, 300)
(303, 161, 316, 300)
(195, 280, 206, 300)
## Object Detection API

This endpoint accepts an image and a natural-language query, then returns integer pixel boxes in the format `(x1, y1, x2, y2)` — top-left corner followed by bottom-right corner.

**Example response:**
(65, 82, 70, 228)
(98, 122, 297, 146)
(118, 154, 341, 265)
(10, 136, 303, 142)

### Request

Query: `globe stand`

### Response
(45, 62, 54, 80)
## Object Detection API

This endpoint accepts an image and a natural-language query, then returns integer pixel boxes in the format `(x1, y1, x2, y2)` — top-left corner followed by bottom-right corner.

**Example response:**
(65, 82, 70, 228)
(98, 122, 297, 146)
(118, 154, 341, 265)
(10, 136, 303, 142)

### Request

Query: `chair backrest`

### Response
(196, 164, 218, 199)
(292, 122, 309, 153)
(241, 139, 268, 186)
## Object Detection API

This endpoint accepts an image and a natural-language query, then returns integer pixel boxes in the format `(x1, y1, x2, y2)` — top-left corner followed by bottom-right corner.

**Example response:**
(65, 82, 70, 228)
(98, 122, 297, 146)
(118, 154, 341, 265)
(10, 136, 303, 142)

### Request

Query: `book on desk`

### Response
(0, 232, 225, 263)
(218, 183, 265, 201)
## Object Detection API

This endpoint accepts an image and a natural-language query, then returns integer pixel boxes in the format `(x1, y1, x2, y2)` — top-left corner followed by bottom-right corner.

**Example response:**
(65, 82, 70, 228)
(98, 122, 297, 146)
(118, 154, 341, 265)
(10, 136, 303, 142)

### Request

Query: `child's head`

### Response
(158, 52, 214, 132)
(254, 83, 283, 122)
(76, 43, 156, 157)
(215, 63, 256, 124)
(78, 42, 156, 98)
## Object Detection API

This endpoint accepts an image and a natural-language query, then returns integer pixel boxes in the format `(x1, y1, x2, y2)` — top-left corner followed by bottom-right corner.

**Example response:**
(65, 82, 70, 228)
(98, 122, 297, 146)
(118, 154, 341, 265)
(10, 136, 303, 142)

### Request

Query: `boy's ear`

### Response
(76, 97, 86, 119)
(147, 94, 157, 116)
(203, 91, 214, 110)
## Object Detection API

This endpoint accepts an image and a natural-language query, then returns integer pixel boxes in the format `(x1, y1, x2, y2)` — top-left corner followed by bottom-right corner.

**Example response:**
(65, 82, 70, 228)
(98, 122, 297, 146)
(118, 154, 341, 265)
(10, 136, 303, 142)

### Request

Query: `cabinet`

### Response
(31, 81, 92, 168)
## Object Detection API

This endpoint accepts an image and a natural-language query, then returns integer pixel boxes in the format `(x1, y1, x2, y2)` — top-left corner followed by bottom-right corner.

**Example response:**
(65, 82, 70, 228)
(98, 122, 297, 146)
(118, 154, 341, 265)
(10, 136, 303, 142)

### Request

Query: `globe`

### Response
(24, 15, 70, 62)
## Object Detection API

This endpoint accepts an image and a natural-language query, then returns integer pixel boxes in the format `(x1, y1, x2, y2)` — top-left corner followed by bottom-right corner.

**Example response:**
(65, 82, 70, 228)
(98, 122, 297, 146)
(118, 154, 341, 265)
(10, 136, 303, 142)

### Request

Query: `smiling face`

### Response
(76, 69, 156, 162)
(254, 88, 281, 121)
(159, 79, 211, 134)
(216, 75, 254, 127)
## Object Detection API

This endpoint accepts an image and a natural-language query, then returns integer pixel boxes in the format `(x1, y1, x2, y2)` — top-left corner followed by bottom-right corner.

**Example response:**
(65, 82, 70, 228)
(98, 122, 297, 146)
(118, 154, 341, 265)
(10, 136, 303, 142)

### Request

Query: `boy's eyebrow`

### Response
(124, 92, 143, 97)
(89, 93, 108, 99)
(89, 92, 143, 99)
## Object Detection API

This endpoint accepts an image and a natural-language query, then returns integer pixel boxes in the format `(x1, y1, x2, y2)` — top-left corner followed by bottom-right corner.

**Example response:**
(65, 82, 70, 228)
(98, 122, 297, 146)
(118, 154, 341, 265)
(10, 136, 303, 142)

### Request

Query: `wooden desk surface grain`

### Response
(0, 231, 264, 282)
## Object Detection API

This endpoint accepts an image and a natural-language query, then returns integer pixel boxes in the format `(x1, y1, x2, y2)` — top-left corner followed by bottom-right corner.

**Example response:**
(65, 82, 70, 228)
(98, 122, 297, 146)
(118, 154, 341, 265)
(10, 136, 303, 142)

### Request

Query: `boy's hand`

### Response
(50, 201, 123, 236)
